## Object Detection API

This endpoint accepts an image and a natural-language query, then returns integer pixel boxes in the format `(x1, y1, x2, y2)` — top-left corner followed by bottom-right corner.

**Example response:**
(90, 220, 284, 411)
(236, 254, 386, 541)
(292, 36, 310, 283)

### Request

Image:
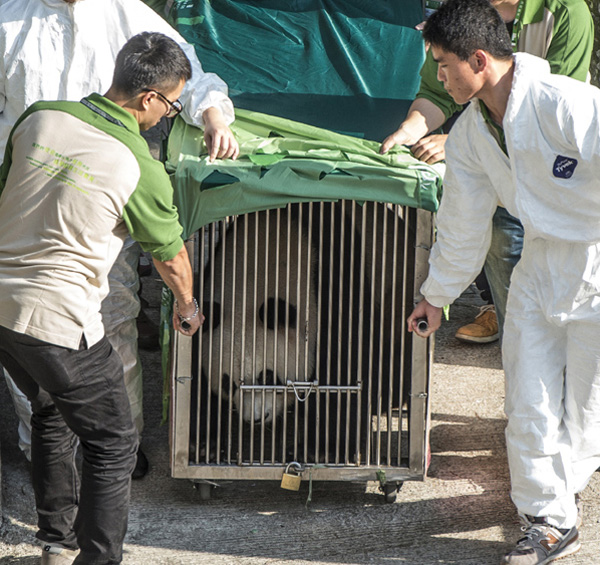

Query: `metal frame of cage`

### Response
(169, 200, 433, 498)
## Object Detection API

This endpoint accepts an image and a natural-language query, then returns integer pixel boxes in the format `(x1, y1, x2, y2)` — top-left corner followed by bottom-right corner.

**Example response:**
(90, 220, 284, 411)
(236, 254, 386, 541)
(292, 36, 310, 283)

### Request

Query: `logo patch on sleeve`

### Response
(553, 155, 578, 179)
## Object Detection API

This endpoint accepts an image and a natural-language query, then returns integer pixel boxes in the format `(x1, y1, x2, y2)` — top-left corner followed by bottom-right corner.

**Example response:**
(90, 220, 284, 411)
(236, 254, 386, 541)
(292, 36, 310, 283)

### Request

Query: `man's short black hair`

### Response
(423, 0, 513, 61)
(112, 32, 192, 96)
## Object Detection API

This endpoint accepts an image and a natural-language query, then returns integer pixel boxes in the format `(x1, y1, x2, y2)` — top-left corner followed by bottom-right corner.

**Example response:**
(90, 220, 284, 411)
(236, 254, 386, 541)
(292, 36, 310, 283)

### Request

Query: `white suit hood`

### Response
(0, 0, 234, 156)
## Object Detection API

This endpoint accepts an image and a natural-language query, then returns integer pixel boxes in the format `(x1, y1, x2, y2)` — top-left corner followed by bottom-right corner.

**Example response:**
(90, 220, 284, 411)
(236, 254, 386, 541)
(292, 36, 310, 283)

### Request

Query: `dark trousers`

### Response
(0, 326, 138, 565)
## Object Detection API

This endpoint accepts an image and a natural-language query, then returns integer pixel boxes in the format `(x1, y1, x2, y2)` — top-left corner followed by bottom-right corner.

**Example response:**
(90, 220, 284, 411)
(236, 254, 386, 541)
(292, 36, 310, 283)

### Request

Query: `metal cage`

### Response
(170, 200, 433, 499)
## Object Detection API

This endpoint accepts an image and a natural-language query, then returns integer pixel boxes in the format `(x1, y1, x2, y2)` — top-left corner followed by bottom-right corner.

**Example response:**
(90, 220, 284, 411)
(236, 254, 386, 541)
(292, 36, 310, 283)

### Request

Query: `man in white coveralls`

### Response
(407, 0, 600, 563)
(0, 0, 239, 477)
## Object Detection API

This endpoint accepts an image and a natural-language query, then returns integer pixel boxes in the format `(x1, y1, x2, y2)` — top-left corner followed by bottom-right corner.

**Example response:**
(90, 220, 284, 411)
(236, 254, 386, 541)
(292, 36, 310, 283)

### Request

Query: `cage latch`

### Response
(287, 380, 318, 402)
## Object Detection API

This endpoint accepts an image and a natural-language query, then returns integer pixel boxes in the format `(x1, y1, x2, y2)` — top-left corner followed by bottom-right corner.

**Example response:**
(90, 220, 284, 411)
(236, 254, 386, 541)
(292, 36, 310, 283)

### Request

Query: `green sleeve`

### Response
(543, 0, 593, 81)
(415, 49, 463, 121)
(123, 153, 184, 262)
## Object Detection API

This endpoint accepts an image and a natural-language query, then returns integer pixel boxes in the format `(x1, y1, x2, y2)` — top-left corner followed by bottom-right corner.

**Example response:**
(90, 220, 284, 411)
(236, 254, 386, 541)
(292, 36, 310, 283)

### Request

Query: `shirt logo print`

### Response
(553, 155, 578, 179)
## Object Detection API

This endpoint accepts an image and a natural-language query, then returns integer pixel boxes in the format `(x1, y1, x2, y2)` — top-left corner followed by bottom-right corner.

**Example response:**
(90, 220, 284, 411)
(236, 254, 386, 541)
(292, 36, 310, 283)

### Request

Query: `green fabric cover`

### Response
(163, 0, 425, 140)
(167, 108, 443, 237)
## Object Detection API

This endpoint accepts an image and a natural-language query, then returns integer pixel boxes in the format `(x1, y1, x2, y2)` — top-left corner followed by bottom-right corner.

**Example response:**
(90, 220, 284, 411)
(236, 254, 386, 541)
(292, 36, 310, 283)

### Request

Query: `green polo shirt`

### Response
(479, 100, 508, 156)
(0, 94, 184, 348)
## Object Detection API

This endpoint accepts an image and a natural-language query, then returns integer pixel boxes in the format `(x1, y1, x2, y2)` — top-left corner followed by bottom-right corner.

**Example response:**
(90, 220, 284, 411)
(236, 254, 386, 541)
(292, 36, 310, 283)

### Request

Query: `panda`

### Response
(199, 205, 318, 428)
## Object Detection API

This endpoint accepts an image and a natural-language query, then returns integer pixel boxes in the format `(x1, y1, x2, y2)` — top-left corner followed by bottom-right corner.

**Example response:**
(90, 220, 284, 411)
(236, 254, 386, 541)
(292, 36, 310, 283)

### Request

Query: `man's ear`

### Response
(471, 49, 489, 73)
(139, 90, 154, 111)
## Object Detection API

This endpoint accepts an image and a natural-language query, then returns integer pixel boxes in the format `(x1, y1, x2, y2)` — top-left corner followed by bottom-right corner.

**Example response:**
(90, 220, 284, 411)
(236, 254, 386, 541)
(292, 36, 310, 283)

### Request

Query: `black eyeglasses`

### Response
(142, 89, 183, 118)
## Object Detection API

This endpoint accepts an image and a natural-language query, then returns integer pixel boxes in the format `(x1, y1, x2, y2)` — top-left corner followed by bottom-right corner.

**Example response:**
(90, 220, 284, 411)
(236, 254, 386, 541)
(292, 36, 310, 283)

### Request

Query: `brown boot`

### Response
(455, 304, 499, 343)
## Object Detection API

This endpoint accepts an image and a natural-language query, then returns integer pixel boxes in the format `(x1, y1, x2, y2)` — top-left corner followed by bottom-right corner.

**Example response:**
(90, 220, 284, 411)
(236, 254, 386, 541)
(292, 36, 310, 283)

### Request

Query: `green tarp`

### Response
(164, 0, 426, 140)
(167, 108, 442, 237)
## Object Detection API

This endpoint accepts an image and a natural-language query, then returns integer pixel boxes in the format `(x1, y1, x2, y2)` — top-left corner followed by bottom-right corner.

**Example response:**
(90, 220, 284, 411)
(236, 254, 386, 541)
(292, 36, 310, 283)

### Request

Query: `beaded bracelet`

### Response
(175, 297, 199, 322)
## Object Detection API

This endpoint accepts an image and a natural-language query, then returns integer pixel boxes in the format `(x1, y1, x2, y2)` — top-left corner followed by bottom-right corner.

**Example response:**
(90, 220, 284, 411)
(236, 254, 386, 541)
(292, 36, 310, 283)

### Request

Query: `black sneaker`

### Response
(132, 447, 149, 480)
(502, 517, 580, 564)
(41, 544, 79, 565)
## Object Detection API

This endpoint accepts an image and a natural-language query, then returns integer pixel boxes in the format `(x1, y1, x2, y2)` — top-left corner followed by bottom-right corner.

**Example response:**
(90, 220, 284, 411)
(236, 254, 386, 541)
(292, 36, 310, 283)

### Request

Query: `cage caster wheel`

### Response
(381, 481, 402, 503)
(192, 481, 212, 500)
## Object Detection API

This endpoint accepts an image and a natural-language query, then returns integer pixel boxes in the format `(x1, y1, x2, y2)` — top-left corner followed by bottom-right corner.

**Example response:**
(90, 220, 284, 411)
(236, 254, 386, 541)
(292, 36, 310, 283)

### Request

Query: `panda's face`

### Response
(209, 368, 278, 424)
(205, 297, 306, 425)
(201, 210, 318, 424)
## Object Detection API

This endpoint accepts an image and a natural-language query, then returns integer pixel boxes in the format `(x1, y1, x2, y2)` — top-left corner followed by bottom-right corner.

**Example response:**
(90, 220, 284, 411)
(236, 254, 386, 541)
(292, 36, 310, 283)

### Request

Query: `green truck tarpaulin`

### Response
(167, 107, 443, 238)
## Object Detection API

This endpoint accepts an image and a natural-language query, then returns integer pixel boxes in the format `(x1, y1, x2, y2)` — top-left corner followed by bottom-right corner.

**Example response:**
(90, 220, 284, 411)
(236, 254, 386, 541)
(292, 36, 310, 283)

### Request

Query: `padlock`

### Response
(280, 462, 302, 491)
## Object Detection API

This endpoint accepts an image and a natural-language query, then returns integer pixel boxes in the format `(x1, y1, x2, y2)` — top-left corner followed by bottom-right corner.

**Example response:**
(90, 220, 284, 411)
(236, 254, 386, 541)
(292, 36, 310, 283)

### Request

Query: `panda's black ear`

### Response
(202, 301, 221, 332)
(221, 373, 237, 394)
(259, 298, 297, 329)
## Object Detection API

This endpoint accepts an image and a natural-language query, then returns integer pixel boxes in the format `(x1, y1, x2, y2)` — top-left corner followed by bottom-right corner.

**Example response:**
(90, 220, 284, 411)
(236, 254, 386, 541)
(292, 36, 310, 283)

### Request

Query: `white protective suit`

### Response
(421, 52, 600, 529)
(0, 0, 235, 458)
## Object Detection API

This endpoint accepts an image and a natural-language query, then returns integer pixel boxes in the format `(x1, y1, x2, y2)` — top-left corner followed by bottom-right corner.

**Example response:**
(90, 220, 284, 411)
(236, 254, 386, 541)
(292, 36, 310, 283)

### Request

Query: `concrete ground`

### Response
(1, 280, 599, 564)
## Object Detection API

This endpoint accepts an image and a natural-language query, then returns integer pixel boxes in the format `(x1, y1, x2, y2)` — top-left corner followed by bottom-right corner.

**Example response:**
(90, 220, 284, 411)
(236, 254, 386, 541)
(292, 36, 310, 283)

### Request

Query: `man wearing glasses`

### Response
(0, 0, 239, 478)
(0, 32, 202, 565)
